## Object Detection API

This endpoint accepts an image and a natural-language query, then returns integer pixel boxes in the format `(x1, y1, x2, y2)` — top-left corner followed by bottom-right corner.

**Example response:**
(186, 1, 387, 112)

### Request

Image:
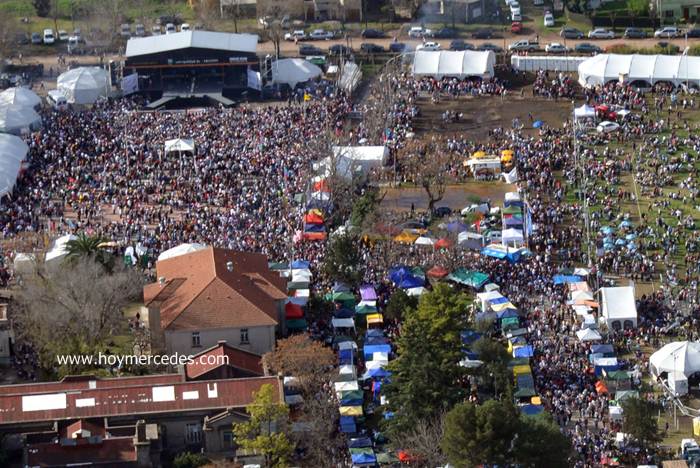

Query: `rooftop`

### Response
(125, 30, 258, 58)
(185, 341, 264, 379)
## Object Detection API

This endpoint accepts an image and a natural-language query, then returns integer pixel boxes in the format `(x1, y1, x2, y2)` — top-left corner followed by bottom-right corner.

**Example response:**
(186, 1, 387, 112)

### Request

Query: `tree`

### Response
(293, 390, 345, 466)
(321, 232, 364, 287)
(12, 257, 143, 376)
(233, 384, 295, 468)
(383, 288, 417, 322)
(33, 0, 51, 17)
(626, 0, 649, 15)
(441, 399, 518, 467)
(65, 233, 115, 271)
(621, 397, 661, 447)
(193, 0, 219, 29)
(404, 140, 450, 214)
(513, 413, 571, 468)
(384, 283, 472, 434)
(350, 188, 383, 229)
(393, 414, 447, 465)
(472, 337, 512, 398)
(173, 452, 209, 468)
(261, 334, 335, 396)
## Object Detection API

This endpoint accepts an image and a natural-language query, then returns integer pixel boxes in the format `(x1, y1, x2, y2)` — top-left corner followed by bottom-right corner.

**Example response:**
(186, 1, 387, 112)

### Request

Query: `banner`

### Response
(247, 68, 261, 90)
(120, 73, 139, 95)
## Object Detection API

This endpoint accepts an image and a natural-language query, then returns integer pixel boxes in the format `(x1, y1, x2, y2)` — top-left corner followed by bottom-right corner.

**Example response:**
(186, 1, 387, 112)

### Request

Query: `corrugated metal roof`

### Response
(0, 376, 280, 425)
(125, 31, 258, 57)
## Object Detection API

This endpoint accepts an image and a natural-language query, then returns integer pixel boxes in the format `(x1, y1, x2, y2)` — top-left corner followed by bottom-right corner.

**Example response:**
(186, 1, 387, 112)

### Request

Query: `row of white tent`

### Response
(578, 53, 700, 88)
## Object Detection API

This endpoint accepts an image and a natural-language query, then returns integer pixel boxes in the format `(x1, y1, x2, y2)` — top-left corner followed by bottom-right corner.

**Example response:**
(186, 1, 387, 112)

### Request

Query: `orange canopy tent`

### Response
(304, 212, 324, 224)
(427, 265, 449, 278)
(435, 238, 453, 249)
(595, 380, 608, 394)
(303, 232, 327, 241)
(285, 302, 304, 319)
(313, 179, 331, 192)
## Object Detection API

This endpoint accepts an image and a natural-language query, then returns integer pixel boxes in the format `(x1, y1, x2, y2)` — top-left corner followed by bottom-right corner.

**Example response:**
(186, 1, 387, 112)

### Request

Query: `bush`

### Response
(173, 452, 208, 468)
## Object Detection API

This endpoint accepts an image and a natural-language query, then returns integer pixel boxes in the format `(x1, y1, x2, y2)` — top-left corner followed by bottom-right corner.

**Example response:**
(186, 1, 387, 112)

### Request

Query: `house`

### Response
(256, 0, 362, 20)
(143, 247, 287, 357)
(184, 340, 265, 380)
(652, 0, 700, 21)
(422, 0, 486, 22)
(0, 372, 283, 465)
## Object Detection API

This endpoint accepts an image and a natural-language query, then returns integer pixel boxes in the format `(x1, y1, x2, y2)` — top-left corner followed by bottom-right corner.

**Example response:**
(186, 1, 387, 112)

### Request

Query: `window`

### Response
(240, 328, 249, 344)
(185, 423, 202, 444)
(222, 430, 234, 449)
(191, 332, 201, 348)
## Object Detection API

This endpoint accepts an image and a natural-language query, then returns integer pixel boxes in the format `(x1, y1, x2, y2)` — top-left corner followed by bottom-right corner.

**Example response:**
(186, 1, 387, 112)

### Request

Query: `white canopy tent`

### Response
(0, 134, 29, 163)
(57, 67, 109, 104)
(13, 252, 36, 275)
(414, 236, 435, 246)
(649, 341, 700, 377)
(272, 58, 322, 88)
(0, 104, 41, 135)
(45, 234, 78, 263)
(0, 87, 41, 109)
(501, 228, 524, 246)
(157, 243, 207, 261)
(576, 328, 602, 341)
(164, 138, 195, 154)
(314, 146, 388, 181)
(291, 269, 312, 283)
(332, 317, 356, 330)
(574, 104, 596, 120)
(600, 286, 638, 330)
(412, 50, 495, 79)
(0, 156, 22, 197)
(457, 231, 484, 250)
(578, 54, 700, 88)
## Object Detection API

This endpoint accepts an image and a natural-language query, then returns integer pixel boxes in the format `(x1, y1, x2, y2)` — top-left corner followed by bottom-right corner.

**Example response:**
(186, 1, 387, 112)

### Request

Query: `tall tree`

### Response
(33, 0, 51, 17)
(65, 233, 114, 271)
(392, 413, 447, 465)
(321, 232, 364, 287)
(621, 397, 661, 447)
(233, 384, 295, 468)
(384, 283, 472, 434)
(383, 288, 417, 322)
(472, 337, 512, 397)
(513, 413, 571, 468)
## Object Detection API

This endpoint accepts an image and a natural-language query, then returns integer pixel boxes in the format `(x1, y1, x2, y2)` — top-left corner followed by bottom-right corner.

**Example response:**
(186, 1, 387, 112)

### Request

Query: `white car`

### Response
(284, 30, 307, 41)
(58, 30, 69, 41)
(416, 41, 441, 51)
(533, 0, 544, 5)
(180, 23, 191, 32)
(545, 42, 568, 53)
(151, 25, 161, 35)
(597, 121, 620, 133)
(512, 12, 522, 21)
(42, 29, 55, 44)
(654, 26, 681, 38)
(510, 1, 520, 12)
(544, 13, 555, 27)
(310, 29, 333, 40)
(409, 26, 432, 38)
(165, 23, 176, 34)
(588, 28, 615, 39)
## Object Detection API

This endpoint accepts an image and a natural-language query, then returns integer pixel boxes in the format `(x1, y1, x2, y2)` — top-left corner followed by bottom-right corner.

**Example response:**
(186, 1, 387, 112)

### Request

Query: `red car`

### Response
(511, 21, 523, 34)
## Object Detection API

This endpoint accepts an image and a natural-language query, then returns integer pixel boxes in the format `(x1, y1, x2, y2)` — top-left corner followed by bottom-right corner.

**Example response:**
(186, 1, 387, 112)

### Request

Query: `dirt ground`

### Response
(381, 182, 511, 213)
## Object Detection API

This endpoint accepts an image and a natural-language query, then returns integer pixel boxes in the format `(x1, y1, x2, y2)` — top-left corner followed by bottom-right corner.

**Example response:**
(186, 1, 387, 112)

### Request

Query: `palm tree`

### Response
(65, 233, 115, 272)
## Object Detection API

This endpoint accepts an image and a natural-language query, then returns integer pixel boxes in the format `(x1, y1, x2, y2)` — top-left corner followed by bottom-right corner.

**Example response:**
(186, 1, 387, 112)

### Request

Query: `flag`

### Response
(503, 167, 518, 184)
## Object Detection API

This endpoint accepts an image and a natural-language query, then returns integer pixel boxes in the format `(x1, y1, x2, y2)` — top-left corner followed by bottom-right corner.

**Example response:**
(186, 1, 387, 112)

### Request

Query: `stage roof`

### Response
(126, 30, 258, 58)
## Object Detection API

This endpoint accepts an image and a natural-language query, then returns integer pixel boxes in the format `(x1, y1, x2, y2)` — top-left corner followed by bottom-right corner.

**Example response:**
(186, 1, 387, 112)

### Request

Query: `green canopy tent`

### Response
(269, 261, 289, 270)
(355, 304, 378, 315)
(410, 266, 425, 279)
(502, 205, 522, 215)
(287, 319, 308, 331)
(447, 268, 489, 289)
(514, 387, 537, 398)
(604, 370, 631, 381)
(501, 316, 520, 330)
(338, 389, 364, 401)
(287, 281, 310, 291)
(325, 291, 356, 302)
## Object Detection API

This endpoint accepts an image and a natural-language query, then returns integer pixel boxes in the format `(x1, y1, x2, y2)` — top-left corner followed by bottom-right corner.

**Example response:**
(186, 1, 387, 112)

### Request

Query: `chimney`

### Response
(217, 340, 227, 346)
(158, 276, 166, 286)
(226, 261, 233, 272)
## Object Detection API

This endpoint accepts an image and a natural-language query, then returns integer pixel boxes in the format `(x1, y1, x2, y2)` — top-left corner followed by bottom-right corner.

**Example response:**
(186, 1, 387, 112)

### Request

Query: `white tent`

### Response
(574, 104, 596, 120)
(13, 252, 36, 275)
(332, 317, 356, 330)
(600, 286, 637, 330)
(334, 381, 359, 392)
(164, 138, 195, 154)
(315, 146, 388, 181)
(0, 134, 29, 163)
(157, 243, 206, 261)
(501, 228, 524, 245)
(0, 104, 41, 135)
(457, 231, 484, 250)
(414, 236, 435, 246)
(339, 364, 356, 376)
(511, 55, 587, 72)
(45, 234, 77, 263)
(649, 341, 700, 377)
(0, 156, 22, 197)
(291, 269, 312, 283)
(412, 50, 495, 79)
(406, 286, 426, 296)
(272, 58, 322, 88)
(57, 67, 109, 104)
(578, 54, 700, 88)
(0, 87, 41, 109)
(576, 328, 602, 341)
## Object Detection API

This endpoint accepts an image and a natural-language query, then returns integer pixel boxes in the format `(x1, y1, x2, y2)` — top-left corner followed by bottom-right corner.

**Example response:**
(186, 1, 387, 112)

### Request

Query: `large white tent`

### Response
(412, 50, 495, 79)
(600, 286, 637, 330)
(0, 87, 41, 109)
(501, 228, 524, 245)
(164, 138, 195, 154)
(0, 134, 29, 163)
(578, 54, 700, 88)
(314, 146, 388, 181)
(0, 104, 41, 135)
(272, 58, 322, 88)
(45, 234, 77, 263)
(649, 341, 700, 377)
(0, 157, 21, 197)
(157, 243, 206, 261)
(57, 67, 109, 104)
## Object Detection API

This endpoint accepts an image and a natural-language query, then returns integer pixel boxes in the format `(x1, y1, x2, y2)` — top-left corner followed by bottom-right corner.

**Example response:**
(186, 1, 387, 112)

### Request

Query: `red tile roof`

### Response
(185, 342, 264, 379)
(0, 376, 280, 426)
(26, 436, 137, 467)
(145, 247, 286, 332)
(0, 374, 183, 397)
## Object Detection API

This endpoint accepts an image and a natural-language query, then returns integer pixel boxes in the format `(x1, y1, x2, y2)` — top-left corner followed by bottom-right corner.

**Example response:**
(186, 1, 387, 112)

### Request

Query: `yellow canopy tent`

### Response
(339, 406, 363, 416)
(531, 396, 542, 405)
(366, 313, 384, 326)
(394, 231, 419, 244)
(512, 364, 532, 376)
(472, 150, 487, 159)
(500, 150, 514, 164)
(491, 301, 517, 312)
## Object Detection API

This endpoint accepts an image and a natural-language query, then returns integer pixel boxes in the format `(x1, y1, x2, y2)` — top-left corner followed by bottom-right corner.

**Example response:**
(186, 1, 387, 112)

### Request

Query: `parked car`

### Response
(310, 29, 333, 40)
(588, 28, 615, 39)
(434, 206, 452, 217)
(687, 28, 700, 38)
(623, 27, 647, 38)
(361, 28, 385, 38)
(46, 90, 68, 110)
(67, 35, 81, 54)
(512, 12, 522, 22)
(151, 25, 161, 35)
(479, 43, 503, 52)
(472, 28, 493, 39)
(58, 29, 69, 41)
(360, 43, 384, 53)
(73, 28, 82, 42)
(180, 23, 191, 31)
(654, 26, 681, 38)
(533, 0, 544, 5)
(416, 41, 441, 51)
(165, 23, 176, 34)
(409, 26, 430, 38)
(450, 39, 475, 50)
(134, 23, 145, 36)
(328, 44, 352, 55)
(508, 39, 539, 51)
(429, 27, 458, 38)
(509, 1, 521, 15)
(596, 121, 620, 133)
(389, 42, 407, 52)
(31, 32, 42, 44)
(560, 27, 584, 39)
(42, 29, 55, 44)
(120, 23, 131, 38)
(544, 13, 555, 27)
(511, 21, 523, 33)
(575, 42, 602, 54)
(299, 44, 324, 56)
(285, 30, 307, 41)
(545, 42, 568, 53)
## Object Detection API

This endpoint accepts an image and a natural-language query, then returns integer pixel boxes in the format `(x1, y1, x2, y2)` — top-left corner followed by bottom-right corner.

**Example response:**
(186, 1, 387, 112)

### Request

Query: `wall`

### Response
(166, 326, 275, 357)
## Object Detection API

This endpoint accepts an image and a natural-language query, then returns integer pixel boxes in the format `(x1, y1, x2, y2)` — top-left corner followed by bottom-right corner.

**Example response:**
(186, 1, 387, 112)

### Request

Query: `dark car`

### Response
(361, 28, 385, 38)
(560, 27, 584, 39)
(15, 33, 29, 45)
(472, 28, 493, 39)
(389, 42, 407, 52)
(449, 39, 475, 50)
(430, 27, 459, 38)
(479, 43, 503, 52)
(575, 42, 602, 54)
(360, 43, 385, 53)
(623, 27, 648, 38)
(434, 206, 452, 217)
(328, 44, 352, 55)
(299, 45, 324, 56)
(686, 28, 700, 38)
(31, 32, 42, 44)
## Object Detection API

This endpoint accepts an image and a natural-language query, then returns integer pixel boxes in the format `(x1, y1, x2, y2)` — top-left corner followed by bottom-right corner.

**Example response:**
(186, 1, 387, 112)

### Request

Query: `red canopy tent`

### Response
(435, 238, 453, 249)
(285, 302, 304, 319)
(304, 212, 324, 224)
(313, 179, 331, 192)
(427, 265, 449, 278)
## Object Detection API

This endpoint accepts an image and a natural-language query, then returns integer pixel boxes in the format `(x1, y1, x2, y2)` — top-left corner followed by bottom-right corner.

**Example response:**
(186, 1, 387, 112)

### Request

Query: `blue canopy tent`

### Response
(553, 275, 583, 285)
(520, 404, 544, 415)
(591, 344, 615, 355)
(334, 308, 355, 318)
(489, 296, 510, 306)
(341, 397, 364, 407)
(339, 349, 354, 365)
(461, 330, 482, 345)
(363, 344, 391, 360)
(446, 220, 468, 232)
(481, 246, 508, 260)
(388, 266, 425, 289)
(366, 336, 390, 345)
(513, 345, 534, 358)
(363, 367, 392, 379)
(350, 448, 377, 466)
(304, 223, 325, 233)
(348, 437, 373, 449)
(340, 416, 356, 433)
(533, 120, 544, 128)
(497, 308, 520, 319)
(291, 260, 310, 269)
(366, 329, 385, 338)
